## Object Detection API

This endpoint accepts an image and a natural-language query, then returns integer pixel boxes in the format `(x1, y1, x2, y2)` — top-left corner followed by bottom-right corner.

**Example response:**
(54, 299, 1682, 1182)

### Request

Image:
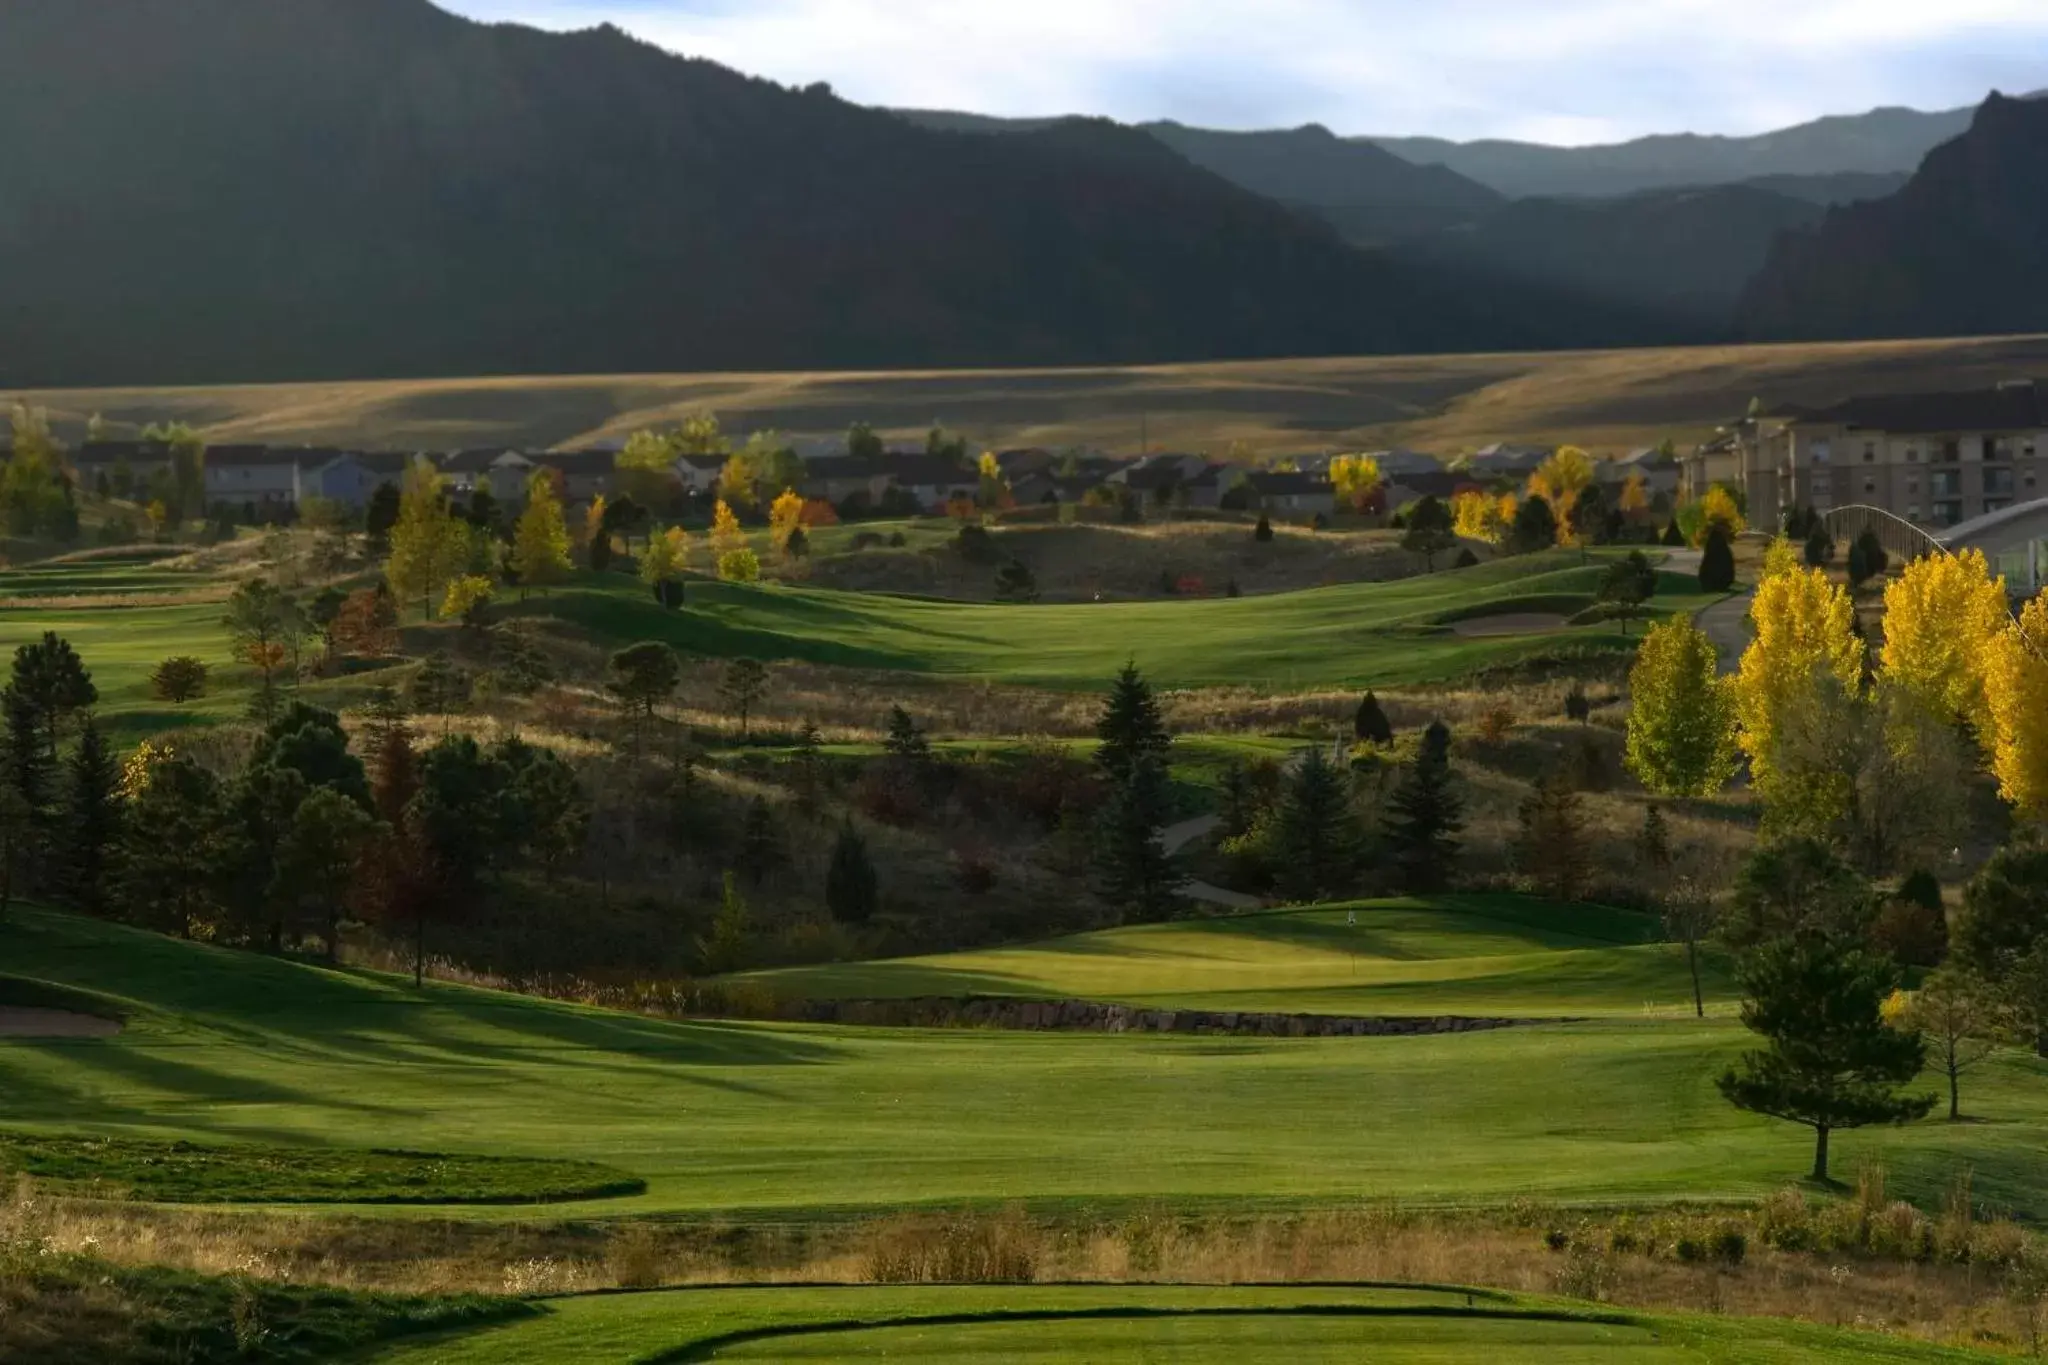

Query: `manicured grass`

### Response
(354, 1284, 1999, 1364)
(4, 908, 2047, 1222)
(0, 1132, 644, 1205)
(517, 552, 1722, 691)
(737, 896, 1727, 1019)
(4, 1253, 525, 1365)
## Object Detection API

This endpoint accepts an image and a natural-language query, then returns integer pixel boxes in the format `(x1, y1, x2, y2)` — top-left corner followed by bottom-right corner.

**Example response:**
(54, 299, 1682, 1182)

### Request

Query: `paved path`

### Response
(1664, 548, 1753, 672)
(1161, 814, 1261, 909)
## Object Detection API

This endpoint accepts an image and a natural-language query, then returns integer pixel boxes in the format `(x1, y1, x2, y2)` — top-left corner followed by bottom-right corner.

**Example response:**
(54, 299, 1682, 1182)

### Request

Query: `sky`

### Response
(438, 0, 2048, 144)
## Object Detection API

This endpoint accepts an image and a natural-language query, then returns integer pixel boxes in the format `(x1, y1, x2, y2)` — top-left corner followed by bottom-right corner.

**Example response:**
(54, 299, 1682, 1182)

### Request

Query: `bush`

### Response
(1712, 1227, 1748, 1265)
(1453, 547, 1479, 568)
(1253, 514, 1273, 543)
(150, 656, 209, 703)
(1699, 527, 1736, 592)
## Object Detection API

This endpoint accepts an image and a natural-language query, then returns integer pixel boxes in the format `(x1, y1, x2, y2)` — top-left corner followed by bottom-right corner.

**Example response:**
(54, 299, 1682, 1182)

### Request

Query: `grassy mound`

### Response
(0, 1133, 643, 1205)
(513, 552, 1719, 691)
(736, 896, 1717, 1019)
(3, 906, 2046, 1221)
(0, 1252, 525, 1365)
(359, 1284, 1995, 1364)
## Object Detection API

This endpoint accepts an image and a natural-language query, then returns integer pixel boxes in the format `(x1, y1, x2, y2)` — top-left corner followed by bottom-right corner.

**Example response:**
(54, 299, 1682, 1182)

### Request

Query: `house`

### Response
(890, 455, 976, 510)
(440, 449, 534, 502)
(527, 449, 617, 504)
(1467, 443, 1552, 477)
(1383, 470, 1467, 510)
(994, 448, 1057, 479)
(1605, 446, 1681, 498)
(294, 450, 380, 508)
(802, 455, 897, 506)
(203, 446, 304, 510)
(1246, 470, 1335, 518)
(1732, 380, 2048, 531)
(1369, 449, 1444, 478)
(67, 440, 172, 495)
(674, 453, 727, 495)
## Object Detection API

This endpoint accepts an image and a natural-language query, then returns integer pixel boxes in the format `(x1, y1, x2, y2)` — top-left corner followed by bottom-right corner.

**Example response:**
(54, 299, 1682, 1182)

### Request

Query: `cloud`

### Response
(440, 0, 2048, 142)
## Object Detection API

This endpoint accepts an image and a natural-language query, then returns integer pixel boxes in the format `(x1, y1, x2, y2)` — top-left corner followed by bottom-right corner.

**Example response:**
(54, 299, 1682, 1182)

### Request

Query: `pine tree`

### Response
(1662, 519, 1685, 547)
(1273, 745, 1357, 902)
(1506, 494, 1558, 555)
(1516, 773, 1590, 902)
(510, 470, 574, 593)
(1094, 754, 1179, 922)
(826, 821, 879, 925)
(1354, 692, 1394, 747)
(1382, 720, 1463, 893)
(736, 797, 780, 885)
(1698, 526, 1736, 592)
(57, 716, 121, 913)
(1095, 662, 1170, 784)
(1717, 937, 1933, 1182)
(883, 706, 930, 763)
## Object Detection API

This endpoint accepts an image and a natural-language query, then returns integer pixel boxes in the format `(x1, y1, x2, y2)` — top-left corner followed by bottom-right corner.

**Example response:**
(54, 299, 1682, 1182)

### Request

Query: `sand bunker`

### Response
(0, 1008, 121, 1038)
(1447, 613, 1569, 638)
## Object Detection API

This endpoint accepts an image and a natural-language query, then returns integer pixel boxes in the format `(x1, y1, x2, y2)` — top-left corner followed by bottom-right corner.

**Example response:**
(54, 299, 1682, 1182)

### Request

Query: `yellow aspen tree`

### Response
(1694, 485, 1747, 546)
(1330, 453, 1383, 513)
(768, 488, 806, 554)
(717, 547, 762, 583)
(711, 499, 746, 557)
(639, 525, 689, 589)
(1528, 446, 1595, 539)
(439, 574, 495, 623)
(386, 457, 469, 617)
(1625, 615, 1739, 797)
(1984, 589, 2048, 822)
(510, 470, 573, 592)
(1880, 548, 2008, 736)
(581, 493, 608, 550)
(1733, 559, 1861, 796)
(1619, 472, 1650, 520)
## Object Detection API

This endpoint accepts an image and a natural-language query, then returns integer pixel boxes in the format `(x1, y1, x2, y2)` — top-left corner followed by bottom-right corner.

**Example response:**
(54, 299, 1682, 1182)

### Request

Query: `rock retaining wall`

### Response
(723, 996, 1570, 1037)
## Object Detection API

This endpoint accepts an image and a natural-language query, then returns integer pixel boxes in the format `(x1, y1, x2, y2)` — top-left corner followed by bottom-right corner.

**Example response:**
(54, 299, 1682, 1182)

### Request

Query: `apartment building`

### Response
(1729, 380, 2048, 531)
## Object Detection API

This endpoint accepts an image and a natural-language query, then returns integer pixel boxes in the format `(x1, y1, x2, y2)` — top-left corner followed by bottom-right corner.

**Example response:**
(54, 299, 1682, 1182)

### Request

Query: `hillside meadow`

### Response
(12, 332, 2048, 459)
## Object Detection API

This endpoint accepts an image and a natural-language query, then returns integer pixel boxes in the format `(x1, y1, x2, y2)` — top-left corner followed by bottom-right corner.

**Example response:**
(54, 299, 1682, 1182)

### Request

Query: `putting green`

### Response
(357, 1285, 1995, 1364)
(4, 908, 2047, 1221)
(739, 896, 1734, 1019)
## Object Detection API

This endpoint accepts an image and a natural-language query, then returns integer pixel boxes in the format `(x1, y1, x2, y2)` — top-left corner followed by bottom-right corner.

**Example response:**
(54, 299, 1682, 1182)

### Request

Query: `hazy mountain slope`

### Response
(0, 0, 1606, 388)
(893, 110, 1502, 240)
(1737, 93, 2048, 343)
(1392, 185, 1823, 327)
(1370, 104, 1980, 198)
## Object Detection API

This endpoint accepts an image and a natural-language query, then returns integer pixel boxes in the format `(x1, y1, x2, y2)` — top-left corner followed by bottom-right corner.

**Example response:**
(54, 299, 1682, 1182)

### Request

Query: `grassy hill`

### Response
(517, 554, 1716, 692)
(17, 333, 2048, 460)
(736, 896, 1727, 1019)
(356, 1283, 1996, 1365)
(4, 907, 2047, 1222)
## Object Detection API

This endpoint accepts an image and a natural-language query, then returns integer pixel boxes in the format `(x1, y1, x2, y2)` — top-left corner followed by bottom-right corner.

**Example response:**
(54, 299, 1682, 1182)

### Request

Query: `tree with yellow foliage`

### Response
(1692, 485, 1746, 547)
(440, 574, 495, 627)
(1985, 589, 2048, 823)
(1880, 548, 2008, 737)
(1625, 615, 1739, 797)
(1528, 446, 1595, 539)
(1330, 453, 1384, 514)
(1618, 472, 1650, 520)
(717, 548, 762, 583)
(768, 489, 806, 557)
(711, 499, 746, 558)
(1451, 489, 1516, 545)
(510, 470, 573, 595)
(1732, 555, 1862, 802)
(640, 526, 690, 608)
(385, 457, 473, 617)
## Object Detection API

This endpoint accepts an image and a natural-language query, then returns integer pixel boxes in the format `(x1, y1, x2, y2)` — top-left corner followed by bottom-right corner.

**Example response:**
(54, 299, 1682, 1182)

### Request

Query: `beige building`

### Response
(1719, 380, 2048, 532)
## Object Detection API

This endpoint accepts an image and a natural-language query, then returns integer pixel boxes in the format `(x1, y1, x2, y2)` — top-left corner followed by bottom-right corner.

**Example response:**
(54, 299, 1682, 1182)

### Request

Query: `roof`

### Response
(678, 453, 728, 471)
(803, 455, 892, 480)
(889, 456, 975, 486)
(1247, 471, 1330, 496)
(441, 448, 525, 473)
(1794, 380, 2047, 434)
(527, 449, 615, 476)
(206, 445, 304, 468)
(71, 440, 154, 465)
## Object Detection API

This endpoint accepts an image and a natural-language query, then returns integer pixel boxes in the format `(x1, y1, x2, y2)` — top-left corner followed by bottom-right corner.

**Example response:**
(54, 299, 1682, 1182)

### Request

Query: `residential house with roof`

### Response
(1246, 470, 1335, 519)
(1467, 443, 1553, 478)
(526, 450, 617, 504)
(890, 456, 977, 510)
(440, 449, 534, 502)
(674, 453, 727, 495)
(802, 455, 898, 506)
(1604, 446, 1681, 498)
(1368, 449, 1444, 478)
(1734, 379, 2048, 530)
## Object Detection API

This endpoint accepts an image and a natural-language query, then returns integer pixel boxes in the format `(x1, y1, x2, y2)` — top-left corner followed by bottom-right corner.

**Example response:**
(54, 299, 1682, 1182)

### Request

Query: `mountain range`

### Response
(0, 0, 2043, 388)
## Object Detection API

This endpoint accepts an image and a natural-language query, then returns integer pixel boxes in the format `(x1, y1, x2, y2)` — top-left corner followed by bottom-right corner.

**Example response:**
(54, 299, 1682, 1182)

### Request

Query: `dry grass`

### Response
(17, 333, 2048, 460)
(16, 1184, 2045, 1355)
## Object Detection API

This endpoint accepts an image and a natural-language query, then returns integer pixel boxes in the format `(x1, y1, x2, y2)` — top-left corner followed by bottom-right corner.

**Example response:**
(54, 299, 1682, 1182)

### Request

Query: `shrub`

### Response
(150, 655, 209, 703)
(1712, 1227, 1748, 1265)
(1252, 514, 1273, 543)
(1476, 704, 1515, 746)
(1453, 547, 1479, 568)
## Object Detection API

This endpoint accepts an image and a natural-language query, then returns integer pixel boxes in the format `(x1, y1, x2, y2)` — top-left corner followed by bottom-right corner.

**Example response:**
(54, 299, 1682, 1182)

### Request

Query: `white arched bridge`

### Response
(1821, 497, 2048, 597)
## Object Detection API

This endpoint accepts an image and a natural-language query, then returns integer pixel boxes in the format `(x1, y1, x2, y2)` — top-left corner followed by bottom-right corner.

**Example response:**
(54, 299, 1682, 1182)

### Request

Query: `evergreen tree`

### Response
(1506, 494, 1558, 554)
(1516, 773, 1590, 902)
(607, 642, 680, 757)
(8, 632, 98, 762)
(1717, 937, 1933, 1182)
(1661, 519, 1685, 547)
(114, 755, 229, 939)
(883, 706, 930, 763)
(1252, 514, 1273, 543)
(1804, 526, 1835, 568)
(251, 701, 371, 809)
(1273, 745, 1356, 902)
(1597, 550, 1658, 634)
(1382, 720, 1464, 893)
(736, 797, 780, 885)
(1563, 684, 1593, 725)
(720, 658, 770, 738)
(1094, 754, 1179, 922)
(57, 716, 121, 913)
(1698, 526, 1736, 592)
(1095, 662, 1170, 784)
(826, 821, 879, 925)
(1402, 495, 1459, 568)
(1353, 692, 1394, 747)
